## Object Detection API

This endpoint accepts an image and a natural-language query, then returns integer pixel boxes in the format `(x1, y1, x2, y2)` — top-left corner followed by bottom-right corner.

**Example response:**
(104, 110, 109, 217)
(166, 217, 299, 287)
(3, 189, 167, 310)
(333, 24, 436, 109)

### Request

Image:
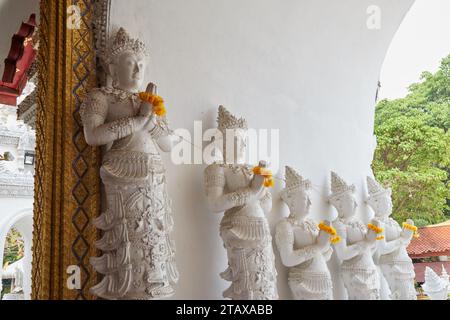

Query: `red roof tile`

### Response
(407, 225, 450, 257)
(413, 261, 450, 283)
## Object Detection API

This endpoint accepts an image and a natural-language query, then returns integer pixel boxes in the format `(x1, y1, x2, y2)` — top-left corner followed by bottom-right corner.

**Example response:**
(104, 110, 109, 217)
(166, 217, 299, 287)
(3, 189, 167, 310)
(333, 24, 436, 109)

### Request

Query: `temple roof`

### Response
(408, 222, 450, 258)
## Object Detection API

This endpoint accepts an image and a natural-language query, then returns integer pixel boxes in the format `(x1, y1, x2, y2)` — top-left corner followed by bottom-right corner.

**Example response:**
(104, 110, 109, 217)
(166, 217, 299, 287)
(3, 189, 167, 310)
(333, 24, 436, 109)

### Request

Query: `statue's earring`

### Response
(105, 74, 113, 88)
(108, 63, 118, 88)
(111, 71, 118, 88)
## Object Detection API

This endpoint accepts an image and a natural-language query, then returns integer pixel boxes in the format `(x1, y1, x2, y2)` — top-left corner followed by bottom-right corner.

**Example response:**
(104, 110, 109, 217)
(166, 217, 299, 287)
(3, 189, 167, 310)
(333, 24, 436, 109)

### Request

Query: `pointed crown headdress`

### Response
(329, 171, 355, 200)
(366, 176, 390, 199)
(283, 166, 311, 195)
(104, 27, 149, 64)
(217, 105, 248, 133)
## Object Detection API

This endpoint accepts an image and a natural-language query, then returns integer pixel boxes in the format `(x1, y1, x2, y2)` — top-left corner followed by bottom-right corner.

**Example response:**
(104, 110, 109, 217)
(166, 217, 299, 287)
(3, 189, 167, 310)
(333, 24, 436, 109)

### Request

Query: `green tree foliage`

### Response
(373, 54, 450, 227)
(2, 228, 24, 268)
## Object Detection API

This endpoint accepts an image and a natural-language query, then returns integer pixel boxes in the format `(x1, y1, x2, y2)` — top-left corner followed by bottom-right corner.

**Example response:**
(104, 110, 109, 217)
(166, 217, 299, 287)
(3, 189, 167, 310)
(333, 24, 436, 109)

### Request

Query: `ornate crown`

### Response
(366, 176, 390, 198)
(217, 105, 248, 132)
(284, 166, 311, 193)
(104, 27, 148, 63)
(329, 171, 355, 199)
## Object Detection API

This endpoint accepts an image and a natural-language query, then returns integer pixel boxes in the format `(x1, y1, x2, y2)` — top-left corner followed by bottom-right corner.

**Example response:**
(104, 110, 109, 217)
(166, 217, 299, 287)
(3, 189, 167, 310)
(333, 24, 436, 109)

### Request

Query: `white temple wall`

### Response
(109, 0, 415, 299)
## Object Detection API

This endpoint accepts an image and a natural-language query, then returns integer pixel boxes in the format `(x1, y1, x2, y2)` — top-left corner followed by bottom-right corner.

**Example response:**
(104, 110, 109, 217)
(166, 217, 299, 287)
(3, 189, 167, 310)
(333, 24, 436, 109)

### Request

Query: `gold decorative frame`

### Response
(32, 0, 101, 300)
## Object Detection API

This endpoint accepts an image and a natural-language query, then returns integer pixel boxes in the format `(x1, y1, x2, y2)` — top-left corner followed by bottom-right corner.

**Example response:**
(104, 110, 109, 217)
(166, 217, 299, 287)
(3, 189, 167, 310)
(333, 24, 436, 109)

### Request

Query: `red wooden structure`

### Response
(0, 14, 37, 106)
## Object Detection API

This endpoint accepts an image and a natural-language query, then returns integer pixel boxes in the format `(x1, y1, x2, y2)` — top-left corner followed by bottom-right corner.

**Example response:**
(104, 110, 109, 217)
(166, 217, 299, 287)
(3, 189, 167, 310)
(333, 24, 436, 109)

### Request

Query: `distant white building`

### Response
(0, 102, 35, 300)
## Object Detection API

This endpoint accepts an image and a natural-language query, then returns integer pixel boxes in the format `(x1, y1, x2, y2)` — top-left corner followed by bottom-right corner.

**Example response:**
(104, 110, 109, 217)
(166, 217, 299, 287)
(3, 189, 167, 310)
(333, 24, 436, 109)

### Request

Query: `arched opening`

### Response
(379, 0, 450, 101)
(376, 0, 450, 228)
(0, 210, 33, 300)
(0, 88, 36, 300)
(1, 228, 24, 299)
(0, 0, 39, 301)
(375, 0, 450, 300)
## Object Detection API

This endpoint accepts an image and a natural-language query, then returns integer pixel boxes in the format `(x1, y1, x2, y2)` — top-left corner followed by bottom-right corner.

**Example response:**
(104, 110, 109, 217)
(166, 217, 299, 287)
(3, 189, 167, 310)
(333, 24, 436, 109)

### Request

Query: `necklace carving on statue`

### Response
(220, 163, 253, 176)
(288, 217, 318, 235)
(101, 86, 138, 101)
(101, 86, 141, 114)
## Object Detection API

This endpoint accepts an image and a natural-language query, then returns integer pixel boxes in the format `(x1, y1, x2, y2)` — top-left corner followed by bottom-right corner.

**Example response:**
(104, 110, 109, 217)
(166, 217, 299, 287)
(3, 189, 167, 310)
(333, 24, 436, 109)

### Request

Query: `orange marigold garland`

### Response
(252, 166, 275, 188)
(318, 222, 337, 236)
(367, 223, 384, 234)
(264, 178, 275, 188)
(403, 222, 420, 238)
(330, 236, 341, 244)
(139, 92, 167, 116)
(318, 222, 340, 244)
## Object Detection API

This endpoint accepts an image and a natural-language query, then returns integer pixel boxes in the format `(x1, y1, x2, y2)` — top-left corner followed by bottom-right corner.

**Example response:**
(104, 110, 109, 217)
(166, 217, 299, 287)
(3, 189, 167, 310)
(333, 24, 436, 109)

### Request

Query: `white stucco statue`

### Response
(422, 267, 449, 300)
(1, 261, 25, 300)
(204, 106, 278, 300)
(366, 176, 416, 300)
(329, 172, 381, 300)
(80, 28, 178, 299)
(441, 265, 450, 295)
(275, 166, 333, 300)
(11, 266, 24, 294)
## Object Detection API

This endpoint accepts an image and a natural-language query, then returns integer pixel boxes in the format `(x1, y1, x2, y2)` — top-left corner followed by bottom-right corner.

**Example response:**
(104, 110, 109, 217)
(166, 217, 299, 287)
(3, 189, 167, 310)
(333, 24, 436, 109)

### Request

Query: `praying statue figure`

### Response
(80, 28, 178, 300)
(366, 176, 416, 300)
(11, 266, 24, 294)
(329, 172, 381, 300)
(275, 166, 334, 300)
(203, 106, 278, 300)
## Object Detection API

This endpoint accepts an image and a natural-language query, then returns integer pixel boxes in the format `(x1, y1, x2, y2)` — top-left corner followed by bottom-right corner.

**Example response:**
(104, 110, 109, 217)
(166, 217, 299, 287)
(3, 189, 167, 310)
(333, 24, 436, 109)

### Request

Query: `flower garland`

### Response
(318, 222, 341, 244)
(138, 92, 167, 116)
(318, 222, 337, 236)
(330, 236, 341, 244)
(402, 222, 417, 232)
(376, 236, 385, 241)
(252, 166, 275, 188)
(367, 223, 384, 234)
(403, 222, 420, 238)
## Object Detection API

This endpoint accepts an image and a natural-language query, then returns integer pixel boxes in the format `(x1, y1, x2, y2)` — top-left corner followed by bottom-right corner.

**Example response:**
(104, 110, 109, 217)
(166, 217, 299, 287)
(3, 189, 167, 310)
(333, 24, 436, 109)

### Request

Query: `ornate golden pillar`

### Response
(32, 0, 101, 300)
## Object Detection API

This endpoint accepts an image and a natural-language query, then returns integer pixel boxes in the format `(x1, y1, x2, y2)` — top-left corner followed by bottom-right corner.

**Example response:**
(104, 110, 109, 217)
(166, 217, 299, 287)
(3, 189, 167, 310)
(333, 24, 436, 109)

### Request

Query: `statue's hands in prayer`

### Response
(317, 230, 331, 252)
(400, 219, 415, 244)
(136, 82, 158, 132)
(139, 82, 157, 117)
(134, 113, 156, 132)
(364, 222, 379, 251)
(250, 174, 266, 198)
(366, 229, 378, 243)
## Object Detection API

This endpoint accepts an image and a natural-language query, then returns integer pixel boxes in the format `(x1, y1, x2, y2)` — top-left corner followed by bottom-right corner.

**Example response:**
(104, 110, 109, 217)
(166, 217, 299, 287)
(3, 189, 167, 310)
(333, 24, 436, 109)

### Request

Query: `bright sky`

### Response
(379, 0, 450, 100)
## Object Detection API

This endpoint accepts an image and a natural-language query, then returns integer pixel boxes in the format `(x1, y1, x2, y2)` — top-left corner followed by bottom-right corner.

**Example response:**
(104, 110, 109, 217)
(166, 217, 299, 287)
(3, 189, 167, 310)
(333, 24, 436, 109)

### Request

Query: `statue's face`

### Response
(369, 191, 393, 217)
(112, 51, 147, 91)
(234, 129, 248, 163)
(332, 191, 358, 218)
(286, 189, 311, 217)
(223, 128, 248, 164)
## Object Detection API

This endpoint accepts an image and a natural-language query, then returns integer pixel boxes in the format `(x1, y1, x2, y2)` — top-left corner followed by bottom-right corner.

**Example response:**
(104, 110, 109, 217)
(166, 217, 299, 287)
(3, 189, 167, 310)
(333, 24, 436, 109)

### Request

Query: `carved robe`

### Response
(80, 87, 178, 300)
(275, 218, 333, 300)
(335, 218, 380, 300)
(205, 163, 278, 300)
(378, 217, 416, 300)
